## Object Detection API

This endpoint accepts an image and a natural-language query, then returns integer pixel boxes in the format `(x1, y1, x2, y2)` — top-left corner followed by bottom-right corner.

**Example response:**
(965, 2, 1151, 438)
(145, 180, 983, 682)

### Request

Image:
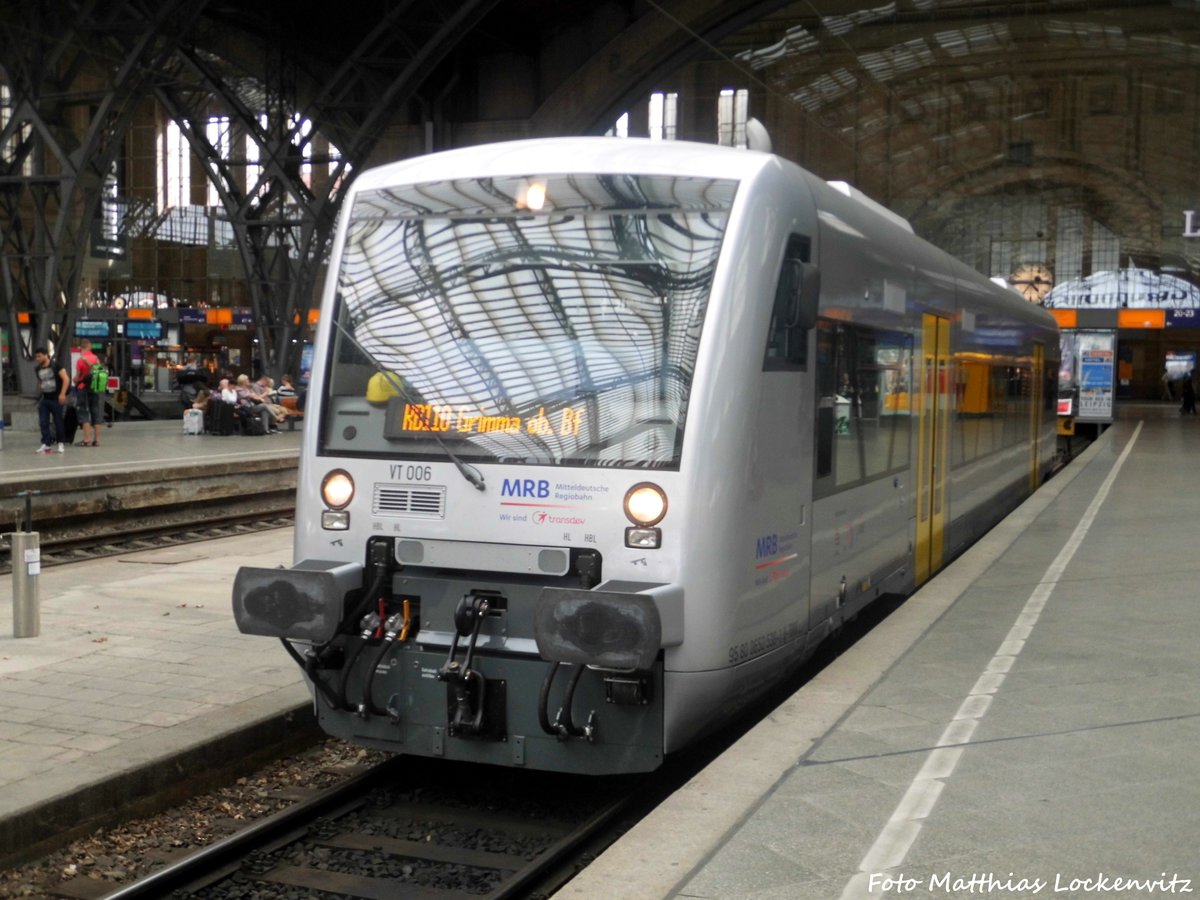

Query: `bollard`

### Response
(10, 491, 40, 638)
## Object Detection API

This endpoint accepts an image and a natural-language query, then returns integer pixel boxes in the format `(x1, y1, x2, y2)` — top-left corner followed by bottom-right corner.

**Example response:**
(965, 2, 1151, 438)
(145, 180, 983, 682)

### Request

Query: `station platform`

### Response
(0, 403, 300, 481)
(0, 415, 306, 866)
(0, 409, 302, 543)
(2, 410, 1197, 897)
(564, 413, 1200, 899)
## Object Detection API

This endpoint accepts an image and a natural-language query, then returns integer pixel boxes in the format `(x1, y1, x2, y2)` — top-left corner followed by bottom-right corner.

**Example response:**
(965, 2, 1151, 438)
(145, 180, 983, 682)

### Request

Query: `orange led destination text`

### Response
(402, 403, 582, 437)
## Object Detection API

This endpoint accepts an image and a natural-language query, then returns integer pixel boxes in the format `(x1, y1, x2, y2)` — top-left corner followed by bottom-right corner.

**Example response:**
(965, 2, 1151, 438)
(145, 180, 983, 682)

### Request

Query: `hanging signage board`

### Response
(126, 320, 163, 340)
(75, 320, 114, 339)
(1166, 309, 1200, 328)
(1045, 269, 1200, 309)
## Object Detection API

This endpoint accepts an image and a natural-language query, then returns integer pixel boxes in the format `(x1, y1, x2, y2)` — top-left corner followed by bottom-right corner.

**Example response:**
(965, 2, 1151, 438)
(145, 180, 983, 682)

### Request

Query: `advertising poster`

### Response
(1079, 344, 1114, 420)
(1165, 351, 1196, 381)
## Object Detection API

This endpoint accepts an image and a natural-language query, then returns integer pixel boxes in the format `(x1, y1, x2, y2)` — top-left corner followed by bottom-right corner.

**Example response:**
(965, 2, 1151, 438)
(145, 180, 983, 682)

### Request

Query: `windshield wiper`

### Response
(446, 446, 482, 489)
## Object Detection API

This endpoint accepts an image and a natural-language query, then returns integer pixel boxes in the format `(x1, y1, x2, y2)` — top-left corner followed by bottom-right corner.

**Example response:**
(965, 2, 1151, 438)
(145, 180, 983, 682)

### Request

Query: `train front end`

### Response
(233, 142, 747, 774)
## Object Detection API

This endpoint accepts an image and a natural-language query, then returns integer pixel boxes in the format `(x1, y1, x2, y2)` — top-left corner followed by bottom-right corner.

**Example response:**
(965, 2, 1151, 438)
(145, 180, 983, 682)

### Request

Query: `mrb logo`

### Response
(755, 533, 779, 559)
(501, 478, 550, 499)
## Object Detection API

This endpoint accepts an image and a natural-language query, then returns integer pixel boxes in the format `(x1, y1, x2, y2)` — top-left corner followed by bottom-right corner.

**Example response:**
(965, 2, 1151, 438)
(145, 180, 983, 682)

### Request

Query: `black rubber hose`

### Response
(337, 636, 369, 711)
(333, 564, 389, 711)
(278, 638, 341, 710)
(341, 564, 388, 636)
(559, 663, 586, 737)
(361, 638, 397, 716)
(537, 661, 561, 735)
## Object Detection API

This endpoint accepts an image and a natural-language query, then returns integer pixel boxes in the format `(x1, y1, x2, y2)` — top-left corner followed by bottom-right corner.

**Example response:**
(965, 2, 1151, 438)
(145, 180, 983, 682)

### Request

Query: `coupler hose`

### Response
(338, 611, 380, 711)
(360, 611, 406, 717)
(278, 638, 341, 710)
(537, 662, 587, 740)
(341, 554, 390, 637)
(537, 662, 561, 735)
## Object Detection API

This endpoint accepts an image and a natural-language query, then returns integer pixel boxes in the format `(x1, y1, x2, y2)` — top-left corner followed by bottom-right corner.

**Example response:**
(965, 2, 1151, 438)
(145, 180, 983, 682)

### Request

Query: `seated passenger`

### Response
(253, 375, 289, 423)
(235, 374, 277, 435)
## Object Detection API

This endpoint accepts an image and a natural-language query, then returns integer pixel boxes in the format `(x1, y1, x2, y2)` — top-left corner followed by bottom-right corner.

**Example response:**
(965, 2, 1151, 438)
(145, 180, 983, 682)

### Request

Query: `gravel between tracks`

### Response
(0, 740, 389, 899)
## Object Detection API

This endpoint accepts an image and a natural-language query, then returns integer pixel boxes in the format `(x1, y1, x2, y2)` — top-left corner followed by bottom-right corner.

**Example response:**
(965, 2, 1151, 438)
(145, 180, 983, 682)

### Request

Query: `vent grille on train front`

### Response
(373, 484, 446, 518)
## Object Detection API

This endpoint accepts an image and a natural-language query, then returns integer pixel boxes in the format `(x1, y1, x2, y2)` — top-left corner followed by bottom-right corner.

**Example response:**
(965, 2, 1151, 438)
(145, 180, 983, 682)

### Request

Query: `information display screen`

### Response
(75, 320, 113, 338)
(385, 401, 584, 439)
(126, 320, 163, 340)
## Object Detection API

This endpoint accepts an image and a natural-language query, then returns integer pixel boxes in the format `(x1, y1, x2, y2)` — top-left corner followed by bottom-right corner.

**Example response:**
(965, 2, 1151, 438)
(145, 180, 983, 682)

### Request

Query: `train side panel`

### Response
(805, 177, 934, 622)
(658, 159, 819, 749)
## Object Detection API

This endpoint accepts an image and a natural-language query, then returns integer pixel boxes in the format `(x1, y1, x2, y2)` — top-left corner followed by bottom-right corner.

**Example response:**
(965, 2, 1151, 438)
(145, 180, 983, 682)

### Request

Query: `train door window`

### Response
(815, 322, 913, 495)
(864, 332, 912, 477)
(764, 234, 814, 370)
(954, 356, 1000, 465)
(834, 326, 865, 487)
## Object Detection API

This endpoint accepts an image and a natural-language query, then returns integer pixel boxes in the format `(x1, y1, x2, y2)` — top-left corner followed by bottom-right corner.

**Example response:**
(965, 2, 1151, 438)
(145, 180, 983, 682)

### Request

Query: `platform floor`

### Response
(0, 415, 306, 863)
(563, 415, 1200, 898)
(0, 404, 301, 480)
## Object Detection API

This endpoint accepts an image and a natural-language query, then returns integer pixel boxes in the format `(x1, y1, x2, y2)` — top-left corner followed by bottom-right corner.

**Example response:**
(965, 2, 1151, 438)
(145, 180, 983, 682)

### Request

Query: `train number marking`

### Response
(390, 464, 432, 481)
(728, 620, 804, 665)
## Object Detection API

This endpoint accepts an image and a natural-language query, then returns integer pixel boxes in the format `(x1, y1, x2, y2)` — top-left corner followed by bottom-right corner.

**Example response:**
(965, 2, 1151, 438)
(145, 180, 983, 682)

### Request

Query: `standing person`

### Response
(34, 347, 70, 454)
(176, 355, 206, 408)
(1182, 373, 1196, 415)
(74, 339, 101, 447)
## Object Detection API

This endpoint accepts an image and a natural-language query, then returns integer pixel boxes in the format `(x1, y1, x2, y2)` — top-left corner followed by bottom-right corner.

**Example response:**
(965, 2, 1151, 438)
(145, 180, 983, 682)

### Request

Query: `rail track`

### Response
(104, 756, 652, 899)
(0, 513, 297, 574)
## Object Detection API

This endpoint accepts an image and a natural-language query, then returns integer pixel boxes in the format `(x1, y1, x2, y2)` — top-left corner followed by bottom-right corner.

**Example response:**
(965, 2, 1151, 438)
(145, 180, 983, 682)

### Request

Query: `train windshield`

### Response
(320, 172, 737, 469)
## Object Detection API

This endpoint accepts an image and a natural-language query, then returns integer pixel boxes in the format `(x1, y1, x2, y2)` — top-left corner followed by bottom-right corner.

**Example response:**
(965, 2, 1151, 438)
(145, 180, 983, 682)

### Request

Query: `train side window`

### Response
(765, 234, 817, 370)
(815, 322, 836, 478)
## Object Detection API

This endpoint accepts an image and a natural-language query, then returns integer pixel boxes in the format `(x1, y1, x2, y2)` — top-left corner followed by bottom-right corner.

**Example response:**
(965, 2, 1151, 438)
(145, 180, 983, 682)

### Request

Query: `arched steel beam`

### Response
(0, 0, 206, 393)
(154, 0, 501, 381)
(529, 0, 799, 135)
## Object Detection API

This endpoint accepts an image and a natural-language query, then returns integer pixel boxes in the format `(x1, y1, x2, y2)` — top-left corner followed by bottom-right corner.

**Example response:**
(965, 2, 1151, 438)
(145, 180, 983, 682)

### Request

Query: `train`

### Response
(232, 137, 1059, 775)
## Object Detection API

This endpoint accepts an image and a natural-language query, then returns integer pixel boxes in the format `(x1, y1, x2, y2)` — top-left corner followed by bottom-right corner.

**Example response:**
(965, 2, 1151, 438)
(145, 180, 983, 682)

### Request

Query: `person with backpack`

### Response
(77, 347, 109, 446)
(73, 340, 98, 446)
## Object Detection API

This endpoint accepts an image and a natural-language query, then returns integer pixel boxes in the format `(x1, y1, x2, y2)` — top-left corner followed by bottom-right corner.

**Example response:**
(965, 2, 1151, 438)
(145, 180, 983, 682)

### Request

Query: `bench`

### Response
(280, 395, 304, 430)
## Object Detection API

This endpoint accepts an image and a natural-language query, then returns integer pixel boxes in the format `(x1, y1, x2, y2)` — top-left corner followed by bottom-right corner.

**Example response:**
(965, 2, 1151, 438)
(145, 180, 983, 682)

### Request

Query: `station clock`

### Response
(1011, 264, 1054, 303)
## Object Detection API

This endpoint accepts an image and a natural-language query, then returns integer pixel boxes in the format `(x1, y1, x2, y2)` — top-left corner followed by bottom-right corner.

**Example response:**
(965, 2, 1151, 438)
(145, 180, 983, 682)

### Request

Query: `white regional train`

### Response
(233, 137, 1058, 775)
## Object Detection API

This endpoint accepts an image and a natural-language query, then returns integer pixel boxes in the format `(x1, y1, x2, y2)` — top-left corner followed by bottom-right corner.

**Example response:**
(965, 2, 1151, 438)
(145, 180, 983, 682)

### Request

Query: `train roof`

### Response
(347, 137, 1057, 332)
(350, 137, 779, 190)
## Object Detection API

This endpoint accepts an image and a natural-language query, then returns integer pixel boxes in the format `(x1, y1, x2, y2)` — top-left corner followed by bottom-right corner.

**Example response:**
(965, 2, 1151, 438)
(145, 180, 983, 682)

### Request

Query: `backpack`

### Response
(89, 362, 109, 394)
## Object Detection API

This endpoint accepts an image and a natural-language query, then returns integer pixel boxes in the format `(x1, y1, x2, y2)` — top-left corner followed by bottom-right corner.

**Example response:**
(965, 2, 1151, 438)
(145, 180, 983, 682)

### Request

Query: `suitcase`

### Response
(239, 406, 267, 436)
(183, 408, 204, 435)
(63, 403, 79, 444)
(210, 401, 235, 436)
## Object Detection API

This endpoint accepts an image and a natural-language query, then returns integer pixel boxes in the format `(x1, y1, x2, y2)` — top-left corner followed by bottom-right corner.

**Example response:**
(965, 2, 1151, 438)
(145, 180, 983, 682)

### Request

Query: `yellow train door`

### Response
(915, 314, 951, 586)
(1029, 342, 1044, 492)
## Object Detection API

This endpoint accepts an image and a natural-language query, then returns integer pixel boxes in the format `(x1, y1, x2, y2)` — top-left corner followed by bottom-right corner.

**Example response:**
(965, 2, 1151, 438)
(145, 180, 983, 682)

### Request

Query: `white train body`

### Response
(233, 138, 1058, 774)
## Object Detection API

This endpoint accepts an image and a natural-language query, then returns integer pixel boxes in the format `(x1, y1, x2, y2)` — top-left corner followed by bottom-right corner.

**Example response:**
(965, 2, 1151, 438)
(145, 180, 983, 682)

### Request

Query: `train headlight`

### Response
(321, 470, 355, 509)
(625, 526, 661, 549)
(624, 483, 667, 526)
